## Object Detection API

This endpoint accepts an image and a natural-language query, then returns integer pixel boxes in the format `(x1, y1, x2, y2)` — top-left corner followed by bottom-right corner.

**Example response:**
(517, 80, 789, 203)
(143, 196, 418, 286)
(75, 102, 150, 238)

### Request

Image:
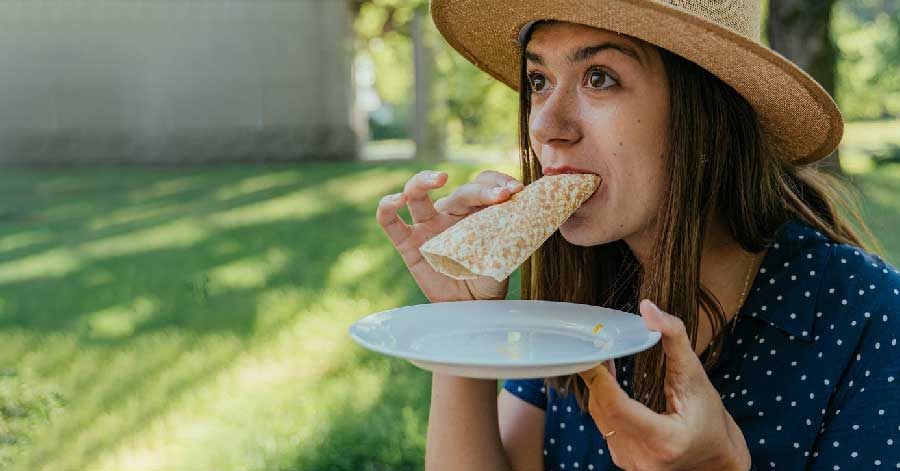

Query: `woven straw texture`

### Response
(431, 0, 843, 163)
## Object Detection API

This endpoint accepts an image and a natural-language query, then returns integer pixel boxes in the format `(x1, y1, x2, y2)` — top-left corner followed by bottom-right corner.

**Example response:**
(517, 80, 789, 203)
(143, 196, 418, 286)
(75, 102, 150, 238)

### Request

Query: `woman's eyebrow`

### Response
(524, 50, 545, 65)
(569, 43, 643, 66)
(525, 42, 643, 67)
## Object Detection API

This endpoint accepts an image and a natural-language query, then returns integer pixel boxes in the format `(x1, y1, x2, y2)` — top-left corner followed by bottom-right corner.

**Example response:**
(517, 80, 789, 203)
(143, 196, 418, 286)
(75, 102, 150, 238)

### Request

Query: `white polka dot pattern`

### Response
(503, 222, 900, 470)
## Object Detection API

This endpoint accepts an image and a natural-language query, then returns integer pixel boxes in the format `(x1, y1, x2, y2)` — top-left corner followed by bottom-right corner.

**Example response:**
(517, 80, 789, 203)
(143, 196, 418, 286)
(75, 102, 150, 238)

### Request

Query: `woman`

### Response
(375, 1, 900, 470)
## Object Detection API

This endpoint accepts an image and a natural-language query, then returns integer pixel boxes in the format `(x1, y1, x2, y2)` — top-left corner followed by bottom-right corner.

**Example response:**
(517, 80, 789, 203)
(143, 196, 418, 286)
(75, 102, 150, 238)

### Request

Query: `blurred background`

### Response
(0, 0, 897, 469)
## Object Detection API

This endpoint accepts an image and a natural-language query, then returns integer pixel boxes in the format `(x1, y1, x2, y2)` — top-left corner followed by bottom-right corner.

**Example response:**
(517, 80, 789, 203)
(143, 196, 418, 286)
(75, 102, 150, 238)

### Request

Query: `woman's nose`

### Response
(529, 89, 582, 146)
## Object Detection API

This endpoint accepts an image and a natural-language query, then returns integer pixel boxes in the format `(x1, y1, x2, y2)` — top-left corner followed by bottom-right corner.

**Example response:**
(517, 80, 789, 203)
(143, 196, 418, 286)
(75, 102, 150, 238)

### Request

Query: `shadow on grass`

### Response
(5, 159, 892, 470)
(278, 349, 433, 471)
(0, 163, 371, 266)
(1, 210, 349, 336)
(0, 161, 422, 337)
(0, 160, 463, 469)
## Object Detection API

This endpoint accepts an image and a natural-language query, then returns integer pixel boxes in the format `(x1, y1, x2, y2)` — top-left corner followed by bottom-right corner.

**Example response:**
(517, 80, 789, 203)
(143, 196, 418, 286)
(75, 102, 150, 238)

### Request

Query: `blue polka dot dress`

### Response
(504, 221, 900, 470)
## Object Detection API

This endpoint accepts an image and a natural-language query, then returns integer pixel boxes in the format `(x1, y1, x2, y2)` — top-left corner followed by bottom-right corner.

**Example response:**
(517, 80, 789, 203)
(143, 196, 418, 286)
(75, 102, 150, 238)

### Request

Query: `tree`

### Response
(767, 0, 843, 174)
(352, 0, 446, 161)
(410, 4, 447, 161)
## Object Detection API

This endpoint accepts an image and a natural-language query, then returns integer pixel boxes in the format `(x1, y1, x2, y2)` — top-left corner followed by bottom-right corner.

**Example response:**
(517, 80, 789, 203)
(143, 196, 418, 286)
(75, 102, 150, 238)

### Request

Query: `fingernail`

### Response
(506, 180, 522, 189)
(493, 187, 505, 197)
(392, 193, 404, 202)
(425, 171, 441, 182)
(647, 300, 665, 316)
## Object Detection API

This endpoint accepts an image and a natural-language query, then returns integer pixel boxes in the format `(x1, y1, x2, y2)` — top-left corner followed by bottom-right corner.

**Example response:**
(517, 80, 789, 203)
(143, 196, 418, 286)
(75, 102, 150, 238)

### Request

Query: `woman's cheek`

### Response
(529, 137, 542, 160)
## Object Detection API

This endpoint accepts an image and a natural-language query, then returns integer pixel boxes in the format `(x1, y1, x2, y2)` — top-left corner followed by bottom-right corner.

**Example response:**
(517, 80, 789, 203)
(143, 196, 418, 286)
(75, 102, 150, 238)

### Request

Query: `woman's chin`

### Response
(559, 218, 597, 247)
(560, 215, 618, 247)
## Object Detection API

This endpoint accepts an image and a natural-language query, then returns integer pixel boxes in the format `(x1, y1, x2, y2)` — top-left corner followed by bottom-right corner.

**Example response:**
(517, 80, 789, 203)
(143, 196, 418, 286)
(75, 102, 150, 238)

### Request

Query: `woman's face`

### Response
(526, 22, 670, 254)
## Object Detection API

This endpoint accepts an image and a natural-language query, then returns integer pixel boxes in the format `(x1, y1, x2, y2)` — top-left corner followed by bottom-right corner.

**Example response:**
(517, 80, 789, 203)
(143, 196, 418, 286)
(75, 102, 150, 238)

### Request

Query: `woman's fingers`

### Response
(473, 171, 525, 204)
(434, 180, 521, 216)
(579, 360, 672, 442)
(379, 169, 524, 247)
(376, 192, 413, 246)
(604, 359, 616, 380)
(577, 359, 616, 386)
(404, 170, 446, 224)
(393, 169, 523, 221)
(473, 170, 524, 189)
(639, 299, 704, 379)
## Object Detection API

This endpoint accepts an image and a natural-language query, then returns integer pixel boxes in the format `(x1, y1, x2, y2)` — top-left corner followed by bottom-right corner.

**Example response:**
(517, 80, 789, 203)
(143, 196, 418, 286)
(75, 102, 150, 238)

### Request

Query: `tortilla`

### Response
(419, 173, 601, 282)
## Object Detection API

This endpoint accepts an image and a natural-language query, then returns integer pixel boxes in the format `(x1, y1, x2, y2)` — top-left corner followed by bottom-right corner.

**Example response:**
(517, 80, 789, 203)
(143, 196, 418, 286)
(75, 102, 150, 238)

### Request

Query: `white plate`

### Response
(348, 300, 662, 379)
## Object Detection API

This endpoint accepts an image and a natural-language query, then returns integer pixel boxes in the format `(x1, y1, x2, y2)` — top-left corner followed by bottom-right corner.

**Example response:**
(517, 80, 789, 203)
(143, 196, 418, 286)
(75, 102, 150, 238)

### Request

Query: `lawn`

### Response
(1, 147, 899, 470)
(0, 161, 524, 471)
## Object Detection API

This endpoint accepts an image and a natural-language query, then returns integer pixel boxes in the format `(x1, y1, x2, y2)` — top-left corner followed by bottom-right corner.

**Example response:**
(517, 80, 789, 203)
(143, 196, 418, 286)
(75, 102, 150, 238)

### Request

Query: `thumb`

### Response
(639, 299, 702, 376)
(577, 359, 616, 387)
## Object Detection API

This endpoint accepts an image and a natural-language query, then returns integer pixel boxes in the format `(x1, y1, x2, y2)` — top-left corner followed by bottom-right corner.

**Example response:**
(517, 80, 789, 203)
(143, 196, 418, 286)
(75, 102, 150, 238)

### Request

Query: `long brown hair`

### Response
(517, 23, 879, 413)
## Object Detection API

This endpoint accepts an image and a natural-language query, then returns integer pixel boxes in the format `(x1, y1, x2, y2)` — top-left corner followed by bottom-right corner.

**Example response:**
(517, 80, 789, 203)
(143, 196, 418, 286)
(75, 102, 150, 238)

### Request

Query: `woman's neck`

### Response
(624, 218, 747, 276)
(699, 220, 758, 315)
(625, 218, 763, 353)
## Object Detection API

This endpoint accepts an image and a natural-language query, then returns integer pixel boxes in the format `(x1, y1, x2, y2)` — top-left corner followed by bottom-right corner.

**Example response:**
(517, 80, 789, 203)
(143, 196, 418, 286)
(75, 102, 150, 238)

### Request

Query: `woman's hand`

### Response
(376, 169, 524, 303)
(578, 299, 752, 471)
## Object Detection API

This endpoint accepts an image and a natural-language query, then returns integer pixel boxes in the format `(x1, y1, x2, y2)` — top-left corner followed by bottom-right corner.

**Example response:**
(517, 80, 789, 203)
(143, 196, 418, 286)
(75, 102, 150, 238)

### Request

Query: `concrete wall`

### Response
(0, 0, 358, 164)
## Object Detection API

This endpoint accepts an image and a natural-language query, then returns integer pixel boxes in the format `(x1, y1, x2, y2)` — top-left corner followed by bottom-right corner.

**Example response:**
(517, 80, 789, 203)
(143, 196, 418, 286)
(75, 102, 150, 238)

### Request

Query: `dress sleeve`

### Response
(805, 299, 900, 469)
(502, 378, 548, 410)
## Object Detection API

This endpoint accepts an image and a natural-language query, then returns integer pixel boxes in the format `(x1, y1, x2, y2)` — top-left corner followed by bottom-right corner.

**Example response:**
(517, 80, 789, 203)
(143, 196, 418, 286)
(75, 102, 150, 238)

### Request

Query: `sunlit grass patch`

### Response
(83, 297, 159, 340)
(0, 161, 484, 470)
(0, 153, 896, 471)
(0, 231, 53, 254)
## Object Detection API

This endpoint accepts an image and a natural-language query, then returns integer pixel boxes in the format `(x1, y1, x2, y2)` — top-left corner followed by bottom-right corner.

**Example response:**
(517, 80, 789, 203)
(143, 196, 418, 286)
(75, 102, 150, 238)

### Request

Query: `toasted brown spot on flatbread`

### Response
(419, 174, 601, 282)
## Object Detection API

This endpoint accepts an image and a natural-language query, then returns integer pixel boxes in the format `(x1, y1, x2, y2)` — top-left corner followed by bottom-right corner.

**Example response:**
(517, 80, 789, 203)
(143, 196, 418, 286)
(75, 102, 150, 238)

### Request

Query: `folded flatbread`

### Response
(419, 173, 601, 282)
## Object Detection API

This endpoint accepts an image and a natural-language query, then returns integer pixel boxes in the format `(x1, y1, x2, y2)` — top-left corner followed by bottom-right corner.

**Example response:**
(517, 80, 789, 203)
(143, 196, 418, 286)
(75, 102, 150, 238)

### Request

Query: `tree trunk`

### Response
(411, 6, 446, 162)
(767, 0, 842, 174)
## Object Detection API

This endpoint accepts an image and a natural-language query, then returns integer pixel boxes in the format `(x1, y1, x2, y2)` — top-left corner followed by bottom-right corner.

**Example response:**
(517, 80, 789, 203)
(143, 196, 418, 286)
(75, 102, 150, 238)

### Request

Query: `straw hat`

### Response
(430, 0, 843, 164)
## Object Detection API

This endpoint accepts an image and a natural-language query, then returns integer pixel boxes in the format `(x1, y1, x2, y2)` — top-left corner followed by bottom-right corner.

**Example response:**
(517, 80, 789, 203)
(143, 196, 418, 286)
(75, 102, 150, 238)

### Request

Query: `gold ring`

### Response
(603, 430, 616, 438)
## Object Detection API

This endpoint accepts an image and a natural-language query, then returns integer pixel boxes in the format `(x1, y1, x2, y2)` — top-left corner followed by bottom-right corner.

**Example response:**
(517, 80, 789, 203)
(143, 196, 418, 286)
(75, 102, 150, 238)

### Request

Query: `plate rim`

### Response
(348, 299, 662, 367)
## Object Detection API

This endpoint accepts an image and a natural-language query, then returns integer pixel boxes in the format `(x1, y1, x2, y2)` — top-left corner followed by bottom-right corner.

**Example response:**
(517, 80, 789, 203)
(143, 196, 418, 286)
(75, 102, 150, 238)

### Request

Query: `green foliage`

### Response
(369, 104, 412, 140)
(440, 45, 519, 147)
(355, 0, 422, 140)
(353, 0, 426, 42)
(834, 0, 900, 120)
(354, 0, 518, 146)
(365, 34, 414, 106)
(355, 0, 900, 142)
(360, 1, 895, 143)
(0, 369, 65, 468)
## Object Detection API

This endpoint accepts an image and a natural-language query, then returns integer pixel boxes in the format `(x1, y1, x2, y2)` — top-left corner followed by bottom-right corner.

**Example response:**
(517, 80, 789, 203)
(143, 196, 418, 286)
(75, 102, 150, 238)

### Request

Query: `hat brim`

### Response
(431, 0, 843, 164)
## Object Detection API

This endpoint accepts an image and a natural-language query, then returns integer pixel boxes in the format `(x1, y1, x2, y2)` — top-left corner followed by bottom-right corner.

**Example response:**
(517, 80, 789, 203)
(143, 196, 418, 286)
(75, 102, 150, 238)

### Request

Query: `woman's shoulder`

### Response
(774, 221, 900, 304)
(756, 220, 899, 378)
(817, 231, 900, 316)
(777, 222, 900, 349)
(754, 221, 900, 333)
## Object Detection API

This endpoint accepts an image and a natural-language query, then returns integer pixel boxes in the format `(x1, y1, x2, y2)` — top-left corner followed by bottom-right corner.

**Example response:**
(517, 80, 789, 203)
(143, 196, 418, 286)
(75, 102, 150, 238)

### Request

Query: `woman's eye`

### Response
(586, 69, 617, 90)
(528, 73, 547, 92)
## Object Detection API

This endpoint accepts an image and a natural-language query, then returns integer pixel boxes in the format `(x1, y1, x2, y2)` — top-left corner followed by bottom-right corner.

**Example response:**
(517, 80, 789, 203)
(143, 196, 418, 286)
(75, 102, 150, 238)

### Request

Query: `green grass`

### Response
(0, 152, 898, 470)
(0, 161, 519, 471)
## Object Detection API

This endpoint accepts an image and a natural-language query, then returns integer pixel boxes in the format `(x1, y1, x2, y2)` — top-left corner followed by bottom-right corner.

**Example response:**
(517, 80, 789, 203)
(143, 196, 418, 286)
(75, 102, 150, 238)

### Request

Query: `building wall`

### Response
(0, 0, 358, 164)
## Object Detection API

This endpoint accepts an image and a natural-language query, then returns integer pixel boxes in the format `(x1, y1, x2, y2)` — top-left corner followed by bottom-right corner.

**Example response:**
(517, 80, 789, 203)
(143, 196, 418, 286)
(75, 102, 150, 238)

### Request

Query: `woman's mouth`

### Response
(543, 165, 598, 176)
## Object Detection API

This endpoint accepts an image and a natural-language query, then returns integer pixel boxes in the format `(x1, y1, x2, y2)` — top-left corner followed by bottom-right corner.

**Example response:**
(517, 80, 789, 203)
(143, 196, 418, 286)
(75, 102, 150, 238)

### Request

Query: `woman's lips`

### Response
(542, 165, 598, 176)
